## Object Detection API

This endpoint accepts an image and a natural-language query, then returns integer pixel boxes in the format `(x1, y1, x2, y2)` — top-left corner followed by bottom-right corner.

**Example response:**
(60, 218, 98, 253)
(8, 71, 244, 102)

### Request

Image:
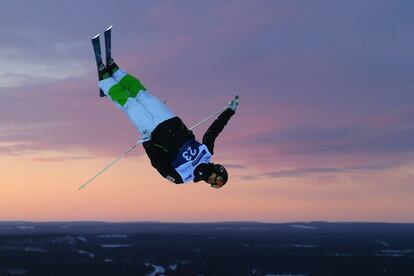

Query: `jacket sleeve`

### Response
(143, 142, 184, 184)
(202, 108, 235, 154)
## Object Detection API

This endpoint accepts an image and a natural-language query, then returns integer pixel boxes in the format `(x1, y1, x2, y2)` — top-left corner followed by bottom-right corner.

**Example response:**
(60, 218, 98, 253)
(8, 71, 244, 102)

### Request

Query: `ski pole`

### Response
(189, 106, 227, 130)
(79, 95, 238, 190)
(78, 142, 143, 190)
(190, 95, 238, 130)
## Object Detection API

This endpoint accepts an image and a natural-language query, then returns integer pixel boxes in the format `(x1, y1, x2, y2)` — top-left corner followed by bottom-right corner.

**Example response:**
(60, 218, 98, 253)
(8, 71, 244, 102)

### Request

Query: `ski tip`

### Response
(106, 25, 113, 31)
(92, 34, 100, 40)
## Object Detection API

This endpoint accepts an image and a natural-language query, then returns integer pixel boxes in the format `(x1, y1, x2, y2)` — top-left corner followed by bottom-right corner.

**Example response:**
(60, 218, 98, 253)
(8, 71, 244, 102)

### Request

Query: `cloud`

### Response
(264, 164, 393, 179)
(222, 164, 247, 170)
(247, 110, 414, 157)
(0, 58, 88, 88)
(0, 35, 90, 88)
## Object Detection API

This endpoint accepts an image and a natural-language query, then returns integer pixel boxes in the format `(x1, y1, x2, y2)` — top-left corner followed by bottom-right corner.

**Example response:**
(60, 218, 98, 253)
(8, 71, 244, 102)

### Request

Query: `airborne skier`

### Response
(92, 27, 239, 188)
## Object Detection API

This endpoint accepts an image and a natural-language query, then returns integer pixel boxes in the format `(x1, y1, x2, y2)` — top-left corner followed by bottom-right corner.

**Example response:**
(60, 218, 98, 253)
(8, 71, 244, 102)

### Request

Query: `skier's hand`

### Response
(228, 95, 240, 111)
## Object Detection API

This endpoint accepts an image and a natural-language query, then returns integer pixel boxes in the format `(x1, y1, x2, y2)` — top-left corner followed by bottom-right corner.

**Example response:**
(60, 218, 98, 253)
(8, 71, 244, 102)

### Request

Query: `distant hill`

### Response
(1, 221, 413, 234)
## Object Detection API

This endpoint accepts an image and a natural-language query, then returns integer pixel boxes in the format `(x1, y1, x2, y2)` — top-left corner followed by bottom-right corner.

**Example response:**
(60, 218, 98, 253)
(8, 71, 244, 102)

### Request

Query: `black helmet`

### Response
(194, 163, 229, 188)
(210, 164, 228, 188)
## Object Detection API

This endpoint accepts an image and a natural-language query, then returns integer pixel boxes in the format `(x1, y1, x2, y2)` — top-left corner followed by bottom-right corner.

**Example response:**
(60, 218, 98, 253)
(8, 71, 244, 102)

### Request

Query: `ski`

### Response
(104, 25, 112, 64)
(91, 33, 106, 97)
(92, 34, 104, 72)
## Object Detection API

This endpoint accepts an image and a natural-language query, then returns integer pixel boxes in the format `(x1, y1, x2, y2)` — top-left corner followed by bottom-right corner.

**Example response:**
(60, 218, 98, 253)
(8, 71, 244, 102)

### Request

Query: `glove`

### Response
(228, 95, 240, 111)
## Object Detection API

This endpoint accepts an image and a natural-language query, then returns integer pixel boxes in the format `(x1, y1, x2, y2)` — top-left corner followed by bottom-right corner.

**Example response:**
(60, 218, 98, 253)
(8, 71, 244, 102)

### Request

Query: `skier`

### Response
(97, 59, 239, 188)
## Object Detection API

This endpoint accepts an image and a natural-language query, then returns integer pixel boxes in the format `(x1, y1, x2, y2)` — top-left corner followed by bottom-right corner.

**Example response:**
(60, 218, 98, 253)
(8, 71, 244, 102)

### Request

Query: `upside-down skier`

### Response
(93, 30, 239, 188)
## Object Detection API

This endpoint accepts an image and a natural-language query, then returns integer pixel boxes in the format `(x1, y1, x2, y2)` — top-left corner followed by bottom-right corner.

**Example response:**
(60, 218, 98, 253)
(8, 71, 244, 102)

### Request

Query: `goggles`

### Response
(210, 175, 225, 188)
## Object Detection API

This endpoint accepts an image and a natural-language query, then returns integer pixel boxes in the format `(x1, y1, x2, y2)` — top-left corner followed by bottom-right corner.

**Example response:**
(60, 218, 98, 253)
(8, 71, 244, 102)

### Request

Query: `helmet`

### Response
(210, 164, 228, 188)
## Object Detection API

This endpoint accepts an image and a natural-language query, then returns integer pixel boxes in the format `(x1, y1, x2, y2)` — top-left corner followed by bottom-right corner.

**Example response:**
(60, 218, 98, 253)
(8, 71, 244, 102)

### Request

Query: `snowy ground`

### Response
(0, 222, 413, 275)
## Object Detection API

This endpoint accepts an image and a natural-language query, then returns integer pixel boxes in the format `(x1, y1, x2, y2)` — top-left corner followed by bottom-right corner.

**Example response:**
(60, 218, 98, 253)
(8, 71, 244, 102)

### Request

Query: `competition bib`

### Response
(172, 140, 212, 182)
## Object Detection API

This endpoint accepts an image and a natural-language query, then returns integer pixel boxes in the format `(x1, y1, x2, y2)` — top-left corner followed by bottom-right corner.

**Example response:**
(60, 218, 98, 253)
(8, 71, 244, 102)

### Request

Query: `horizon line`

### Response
(1, 220, 414, 224)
